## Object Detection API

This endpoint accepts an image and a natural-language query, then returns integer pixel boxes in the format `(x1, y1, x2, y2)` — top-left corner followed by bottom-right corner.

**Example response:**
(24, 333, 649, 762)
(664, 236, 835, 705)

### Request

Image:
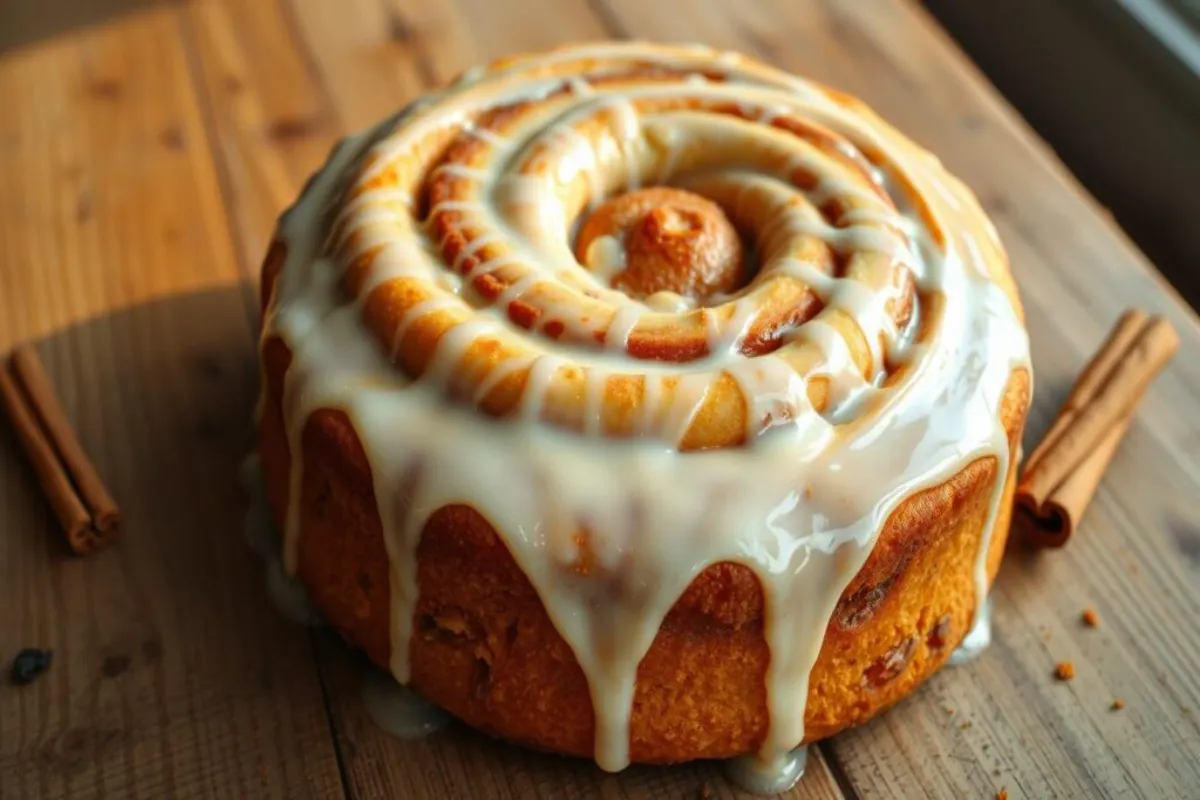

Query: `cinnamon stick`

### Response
(1016, 310, 1179, 547)
(0, 345, 120, 553)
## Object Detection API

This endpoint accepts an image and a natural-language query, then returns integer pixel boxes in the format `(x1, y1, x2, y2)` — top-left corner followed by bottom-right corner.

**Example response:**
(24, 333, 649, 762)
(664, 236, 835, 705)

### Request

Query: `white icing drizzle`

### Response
(584, 234, 628, 283)
(645, 290, 693, 312)
(606, 304, 643, 352)
(240, 454, 322, 627)
(948, 594, 993, 666)
(259, 42, 1031, 790)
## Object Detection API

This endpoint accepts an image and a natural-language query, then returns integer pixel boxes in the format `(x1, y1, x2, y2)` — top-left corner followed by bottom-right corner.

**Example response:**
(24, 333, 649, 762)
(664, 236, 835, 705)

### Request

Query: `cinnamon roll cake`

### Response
(255, 41, 1031, 790)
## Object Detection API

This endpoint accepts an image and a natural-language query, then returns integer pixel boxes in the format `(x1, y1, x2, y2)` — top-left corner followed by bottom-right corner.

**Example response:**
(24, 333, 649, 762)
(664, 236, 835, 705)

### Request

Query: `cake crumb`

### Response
(943, 705, 954, 715)
(1054, 661, 1075, 681)
(1081, 608, 1099, 628)
(1111, 698, 1125, 711)
(996, 790, 1008, 800)
(959, 720, 973, 729)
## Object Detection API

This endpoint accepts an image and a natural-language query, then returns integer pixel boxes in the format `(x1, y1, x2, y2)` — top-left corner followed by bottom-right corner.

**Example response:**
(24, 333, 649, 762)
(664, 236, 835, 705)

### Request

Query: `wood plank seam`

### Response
(280, 0, 349, 131)
(376, 0, 440, 89)
(584, 0, 633, 40)
(172, 8, 260, 331)
(310, 634, 356, 800)
(168, 0, 441, 795)
(817, 743, 861, 800)
(171, 4, 355, 799)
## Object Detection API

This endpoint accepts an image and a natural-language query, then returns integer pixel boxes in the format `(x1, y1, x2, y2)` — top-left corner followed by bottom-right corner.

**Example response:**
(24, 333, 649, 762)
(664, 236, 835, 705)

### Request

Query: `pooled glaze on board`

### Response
(361, 667, 453, 740)
(258, 42, 1029, 793)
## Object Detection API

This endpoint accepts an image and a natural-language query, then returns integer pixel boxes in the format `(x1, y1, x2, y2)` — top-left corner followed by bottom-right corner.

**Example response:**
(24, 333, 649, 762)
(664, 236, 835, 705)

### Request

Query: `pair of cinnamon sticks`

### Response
(0, 346, 120, 554)
(1016, 310, 1180, 547)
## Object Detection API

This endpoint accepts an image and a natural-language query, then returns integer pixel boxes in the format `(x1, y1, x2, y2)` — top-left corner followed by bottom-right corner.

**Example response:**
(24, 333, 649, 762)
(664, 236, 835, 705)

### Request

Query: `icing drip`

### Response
(258, 42, 1031, 787)
(948, 594, 993, 666)
(240, 454, 322, 627)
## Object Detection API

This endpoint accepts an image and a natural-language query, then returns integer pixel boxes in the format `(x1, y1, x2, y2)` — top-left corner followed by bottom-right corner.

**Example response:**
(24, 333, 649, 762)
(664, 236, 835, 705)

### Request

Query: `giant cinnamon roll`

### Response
(255, 42, 1031, 791)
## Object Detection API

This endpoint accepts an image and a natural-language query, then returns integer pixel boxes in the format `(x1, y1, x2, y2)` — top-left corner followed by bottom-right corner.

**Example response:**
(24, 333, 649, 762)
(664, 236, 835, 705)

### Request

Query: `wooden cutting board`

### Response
(2, 1, 1199, 798)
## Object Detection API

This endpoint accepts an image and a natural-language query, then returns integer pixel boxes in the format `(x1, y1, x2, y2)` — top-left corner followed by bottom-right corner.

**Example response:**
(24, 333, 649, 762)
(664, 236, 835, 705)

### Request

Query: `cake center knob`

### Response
(574, 187, 747, 304)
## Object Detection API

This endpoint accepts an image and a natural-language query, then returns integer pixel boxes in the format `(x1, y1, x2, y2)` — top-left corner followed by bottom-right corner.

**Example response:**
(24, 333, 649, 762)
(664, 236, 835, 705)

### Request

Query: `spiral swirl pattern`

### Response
(311, 43, 962, 451)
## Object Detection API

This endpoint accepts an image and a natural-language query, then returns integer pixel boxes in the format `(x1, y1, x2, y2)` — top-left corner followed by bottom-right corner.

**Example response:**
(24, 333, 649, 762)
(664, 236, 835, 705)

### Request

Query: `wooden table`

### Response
(2, 1, 1199, 798)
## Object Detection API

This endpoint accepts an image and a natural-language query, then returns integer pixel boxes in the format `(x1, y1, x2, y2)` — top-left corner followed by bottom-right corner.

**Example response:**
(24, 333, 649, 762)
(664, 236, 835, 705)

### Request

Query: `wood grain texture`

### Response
(0, 5, 344, 800)
(1, 0, 1198, 798)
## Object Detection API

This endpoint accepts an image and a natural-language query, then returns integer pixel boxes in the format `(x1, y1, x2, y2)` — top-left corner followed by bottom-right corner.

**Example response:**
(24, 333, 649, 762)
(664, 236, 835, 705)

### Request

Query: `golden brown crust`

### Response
(257, 295, 1030, 761)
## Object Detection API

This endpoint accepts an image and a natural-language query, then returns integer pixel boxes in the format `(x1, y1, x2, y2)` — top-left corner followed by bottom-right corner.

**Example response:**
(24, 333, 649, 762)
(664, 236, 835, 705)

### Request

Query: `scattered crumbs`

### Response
(993, 768, 1002, 777)
(1111, 699, 1125, 711)
(1054, 661, 1075, 681)
(983, 742, 991, 751)
(1081, 608, 1099, 628)
(996, 790, 1009, 800)
(9, 649, 53, 685)
(943, 705, 955, 716)
(959, 720, 973, 729)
